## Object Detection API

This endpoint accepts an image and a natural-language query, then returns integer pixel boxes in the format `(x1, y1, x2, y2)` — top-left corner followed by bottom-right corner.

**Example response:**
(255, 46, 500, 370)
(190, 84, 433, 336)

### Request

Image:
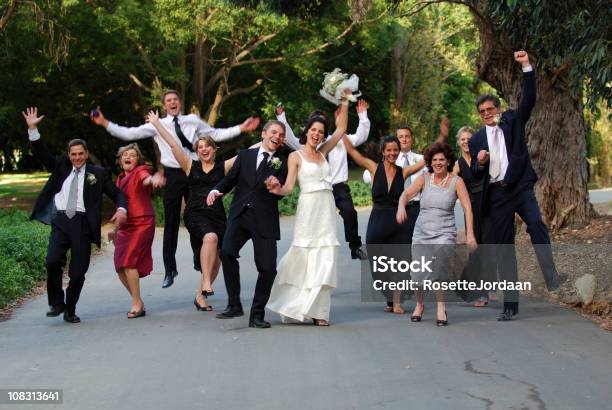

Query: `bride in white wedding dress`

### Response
(265, 90, 351, 326)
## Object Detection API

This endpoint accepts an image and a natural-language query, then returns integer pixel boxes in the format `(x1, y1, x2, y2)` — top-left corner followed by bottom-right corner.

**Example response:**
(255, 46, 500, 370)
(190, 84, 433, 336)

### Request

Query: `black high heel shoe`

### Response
(194, 298, 213, 311)
(411, 305, 424, 322)
(202, 290, 214, 297)
(436, 311, 448, 327)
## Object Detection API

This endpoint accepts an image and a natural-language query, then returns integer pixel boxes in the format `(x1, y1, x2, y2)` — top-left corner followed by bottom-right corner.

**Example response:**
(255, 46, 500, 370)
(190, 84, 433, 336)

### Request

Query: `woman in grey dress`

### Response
(397, 142, 476, 326)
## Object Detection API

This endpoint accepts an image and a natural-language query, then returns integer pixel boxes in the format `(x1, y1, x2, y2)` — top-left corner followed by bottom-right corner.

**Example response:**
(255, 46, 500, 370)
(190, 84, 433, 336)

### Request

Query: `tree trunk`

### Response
(473, 15, 591, 230)
(206, 77, 226, 126)
(192, 35, 209, 112)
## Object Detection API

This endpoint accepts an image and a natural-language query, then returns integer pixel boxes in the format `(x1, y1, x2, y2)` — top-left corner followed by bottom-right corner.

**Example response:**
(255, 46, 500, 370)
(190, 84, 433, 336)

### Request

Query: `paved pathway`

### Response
(0, 210, 610, 409)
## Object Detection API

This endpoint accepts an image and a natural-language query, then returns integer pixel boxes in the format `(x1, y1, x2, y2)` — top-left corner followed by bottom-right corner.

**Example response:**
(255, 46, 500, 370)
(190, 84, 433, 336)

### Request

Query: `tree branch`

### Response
(220, 79, 264, 105)
(0, 0, 18, 32)
(128, 73, 152, 92)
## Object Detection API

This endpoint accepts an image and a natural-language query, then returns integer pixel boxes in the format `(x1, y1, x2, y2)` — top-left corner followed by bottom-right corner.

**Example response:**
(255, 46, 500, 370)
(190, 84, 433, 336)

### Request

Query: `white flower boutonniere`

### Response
(269, 157, 282, 170)
(86, 172, 97, 186)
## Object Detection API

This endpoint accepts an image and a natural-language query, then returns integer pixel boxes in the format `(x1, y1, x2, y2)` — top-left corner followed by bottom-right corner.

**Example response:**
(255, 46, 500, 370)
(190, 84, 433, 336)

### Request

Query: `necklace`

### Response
(431, 172, 449, 187)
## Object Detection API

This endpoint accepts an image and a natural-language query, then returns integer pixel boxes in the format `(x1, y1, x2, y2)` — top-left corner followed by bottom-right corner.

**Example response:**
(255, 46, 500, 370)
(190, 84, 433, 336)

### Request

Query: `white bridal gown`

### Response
(267, 151, 339, 322)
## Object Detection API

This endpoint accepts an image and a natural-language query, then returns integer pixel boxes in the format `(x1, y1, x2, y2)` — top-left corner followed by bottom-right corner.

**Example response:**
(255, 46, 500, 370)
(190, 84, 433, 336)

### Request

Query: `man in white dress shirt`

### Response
(276, 100, 370, 259)
(91, 90, 260, 287)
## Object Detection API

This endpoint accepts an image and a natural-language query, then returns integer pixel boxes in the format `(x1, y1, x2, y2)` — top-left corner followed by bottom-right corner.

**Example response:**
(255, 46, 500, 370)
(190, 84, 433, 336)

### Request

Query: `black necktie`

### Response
(173, 116, 194, 152)
(257, 152, 269, 177)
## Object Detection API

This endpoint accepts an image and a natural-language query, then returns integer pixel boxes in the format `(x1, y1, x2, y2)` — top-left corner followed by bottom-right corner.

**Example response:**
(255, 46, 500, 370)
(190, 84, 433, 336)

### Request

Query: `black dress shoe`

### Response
(63, 312, 81, 323)
(545, 272, 568, 291)
(46, 305, 65, 317)
(351, 247, 367, 260)
(497, 302, 519, 321)
(162, 271, 178, 288)
(216, 306, 244, 319)
(249, 317, 271, 328)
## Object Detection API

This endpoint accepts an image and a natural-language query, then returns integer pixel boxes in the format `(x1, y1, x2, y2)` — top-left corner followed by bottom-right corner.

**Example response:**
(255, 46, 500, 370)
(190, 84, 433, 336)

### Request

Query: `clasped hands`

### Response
(265, 175, 281, 194)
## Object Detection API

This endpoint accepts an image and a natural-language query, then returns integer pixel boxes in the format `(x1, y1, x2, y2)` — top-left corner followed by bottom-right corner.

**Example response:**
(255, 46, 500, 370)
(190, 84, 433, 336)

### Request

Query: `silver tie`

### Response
(489, 127, 501, 180)
(66, 168, 80, 219)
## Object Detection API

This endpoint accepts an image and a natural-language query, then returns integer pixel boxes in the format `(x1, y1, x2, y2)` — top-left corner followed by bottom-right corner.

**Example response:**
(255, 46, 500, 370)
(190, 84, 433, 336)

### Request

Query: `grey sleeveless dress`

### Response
(411, 173, 458, 283)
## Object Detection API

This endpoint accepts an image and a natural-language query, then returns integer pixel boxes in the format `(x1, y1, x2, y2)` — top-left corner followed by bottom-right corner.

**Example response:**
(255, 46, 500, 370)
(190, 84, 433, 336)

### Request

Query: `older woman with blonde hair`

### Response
(111, 143, 155, 318)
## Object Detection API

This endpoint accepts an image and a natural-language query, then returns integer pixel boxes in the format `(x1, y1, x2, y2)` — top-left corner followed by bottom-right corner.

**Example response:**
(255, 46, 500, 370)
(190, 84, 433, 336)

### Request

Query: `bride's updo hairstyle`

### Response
(299, 113, 329, 145)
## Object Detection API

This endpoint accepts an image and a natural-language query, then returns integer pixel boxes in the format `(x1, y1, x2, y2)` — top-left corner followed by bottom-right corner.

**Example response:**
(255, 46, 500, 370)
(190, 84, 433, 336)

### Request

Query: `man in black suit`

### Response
(24, 107, 128, 323)
(207, 120, 287, 328)
(468, 51, 566, 321)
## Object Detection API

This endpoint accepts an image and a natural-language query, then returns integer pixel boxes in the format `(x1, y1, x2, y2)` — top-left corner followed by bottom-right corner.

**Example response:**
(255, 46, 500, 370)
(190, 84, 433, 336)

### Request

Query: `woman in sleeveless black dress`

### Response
(344, 135, 423, 313)
(149, 111, 243, 311)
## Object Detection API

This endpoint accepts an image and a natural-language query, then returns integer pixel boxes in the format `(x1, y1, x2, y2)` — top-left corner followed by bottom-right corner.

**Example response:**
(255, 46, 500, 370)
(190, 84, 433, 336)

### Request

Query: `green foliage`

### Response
(0, 209, 50, 308)
(489, 0, 612, 108)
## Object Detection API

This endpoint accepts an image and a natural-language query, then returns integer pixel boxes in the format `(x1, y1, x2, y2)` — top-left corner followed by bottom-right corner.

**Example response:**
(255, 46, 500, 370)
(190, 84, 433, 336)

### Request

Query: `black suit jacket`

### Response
(30, 138, 127, 247)
(468, 70, 538, 215)
(214, 148, 288, 240)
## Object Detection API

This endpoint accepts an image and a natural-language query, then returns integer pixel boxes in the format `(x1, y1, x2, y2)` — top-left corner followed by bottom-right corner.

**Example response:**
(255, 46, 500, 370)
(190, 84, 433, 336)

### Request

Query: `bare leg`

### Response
(411, 289, 424, 318)
(392, 290, 404, 313)
(117, 269, 132, 296)
(124, 267, 144, 315)
(436, 290, 447, 322)
(196, 233, 218, 309)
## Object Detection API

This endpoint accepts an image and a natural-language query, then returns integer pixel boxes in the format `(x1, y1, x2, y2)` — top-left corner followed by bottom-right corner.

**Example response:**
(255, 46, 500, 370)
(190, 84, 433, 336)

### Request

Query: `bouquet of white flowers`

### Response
(319, 68, 361, 105)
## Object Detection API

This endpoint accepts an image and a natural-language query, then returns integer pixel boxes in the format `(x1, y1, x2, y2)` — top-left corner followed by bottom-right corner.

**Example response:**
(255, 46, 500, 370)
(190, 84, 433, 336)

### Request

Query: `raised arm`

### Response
(196, 115, 259, 143)
(275, 106, 301, 151)
(402, 159, 425, 180)
(147, 111, 192, 175)
(436, 116, 450, 144)
(319, 90, 351, 156)
(343, 135, 377, 175)
(514, 50, 536, 124)
(224, 141, 261, 174)
(345, 99, 371, 147)
(22, 107, 56, 171)
(90, 107, 156, 141)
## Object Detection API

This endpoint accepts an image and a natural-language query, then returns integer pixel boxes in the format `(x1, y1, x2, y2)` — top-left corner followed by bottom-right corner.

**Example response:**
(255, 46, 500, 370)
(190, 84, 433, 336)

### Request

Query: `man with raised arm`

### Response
(25, 107, 127, 323)
(91, 90, 259, 288)
(468, 50, 566, 321)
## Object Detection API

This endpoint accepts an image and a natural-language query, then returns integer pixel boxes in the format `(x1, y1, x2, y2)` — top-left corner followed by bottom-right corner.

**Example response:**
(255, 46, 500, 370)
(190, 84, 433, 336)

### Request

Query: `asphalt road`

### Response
(0, 210, 610, 410)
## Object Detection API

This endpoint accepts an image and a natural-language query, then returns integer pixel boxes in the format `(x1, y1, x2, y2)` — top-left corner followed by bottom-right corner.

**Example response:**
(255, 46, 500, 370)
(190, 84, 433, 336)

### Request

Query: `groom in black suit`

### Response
(207, 120, 287, 328)
(468, 51, 566, 321)
(24, 107, 127, 323)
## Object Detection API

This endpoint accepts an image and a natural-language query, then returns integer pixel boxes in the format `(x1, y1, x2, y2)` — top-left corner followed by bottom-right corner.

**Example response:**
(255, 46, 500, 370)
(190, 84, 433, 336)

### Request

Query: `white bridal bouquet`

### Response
(319, 68, 361, 105)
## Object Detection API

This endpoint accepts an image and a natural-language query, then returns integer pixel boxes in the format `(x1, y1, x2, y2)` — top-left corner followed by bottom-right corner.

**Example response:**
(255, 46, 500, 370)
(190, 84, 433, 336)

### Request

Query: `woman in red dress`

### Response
(111, 143, 155, 318)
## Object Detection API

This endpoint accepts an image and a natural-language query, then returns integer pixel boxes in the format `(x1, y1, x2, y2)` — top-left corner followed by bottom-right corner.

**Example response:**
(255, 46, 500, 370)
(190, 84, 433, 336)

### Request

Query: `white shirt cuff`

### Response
(357, 111, 369, 121)
(210, 189, 220, 195)
(117, 207, 127, 214)
(28, 128, 40, 141)
(106, 121, 118, 133)
(276, 112, 287, 122)
(522, 65, 533, 73)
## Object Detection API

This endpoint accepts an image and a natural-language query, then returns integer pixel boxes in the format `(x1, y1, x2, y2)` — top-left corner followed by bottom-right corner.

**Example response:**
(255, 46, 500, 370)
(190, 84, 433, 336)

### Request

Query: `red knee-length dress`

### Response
(114, 165, 155, 277)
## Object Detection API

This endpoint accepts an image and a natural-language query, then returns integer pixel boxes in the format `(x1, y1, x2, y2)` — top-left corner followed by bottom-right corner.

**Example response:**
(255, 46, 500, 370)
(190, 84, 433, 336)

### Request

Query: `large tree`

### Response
(400, 0, 611, 229)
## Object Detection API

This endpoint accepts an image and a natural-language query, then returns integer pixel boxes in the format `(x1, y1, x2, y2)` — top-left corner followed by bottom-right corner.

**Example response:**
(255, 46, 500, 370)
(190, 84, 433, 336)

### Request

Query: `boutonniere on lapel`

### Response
(86, 172, 97, 186)
(269, 157, 282, 170)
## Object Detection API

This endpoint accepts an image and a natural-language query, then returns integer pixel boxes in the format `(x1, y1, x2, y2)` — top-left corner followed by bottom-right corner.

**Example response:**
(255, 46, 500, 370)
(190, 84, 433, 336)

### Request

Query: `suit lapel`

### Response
(246, 149, 258, 187)
(83, 164, 91, 210)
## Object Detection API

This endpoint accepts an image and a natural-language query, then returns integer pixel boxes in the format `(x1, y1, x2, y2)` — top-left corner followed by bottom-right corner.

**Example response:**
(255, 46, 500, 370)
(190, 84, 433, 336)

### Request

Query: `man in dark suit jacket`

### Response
(468, 51, 566, 321)
(24, 107, 127, 323)
(207, 120, 288, 328)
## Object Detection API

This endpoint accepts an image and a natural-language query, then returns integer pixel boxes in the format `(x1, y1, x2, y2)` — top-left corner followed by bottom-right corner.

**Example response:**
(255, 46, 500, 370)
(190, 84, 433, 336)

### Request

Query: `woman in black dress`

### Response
(344, 135, 424, 313)
(148, 111, 238, 311)
(453, 126, 493, 306)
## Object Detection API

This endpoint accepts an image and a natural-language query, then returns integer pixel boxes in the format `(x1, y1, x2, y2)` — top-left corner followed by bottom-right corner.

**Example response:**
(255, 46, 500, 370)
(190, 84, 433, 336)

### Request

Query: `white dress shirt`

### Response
(54, 166, 86, 212)
(106, 114, 241, 169)
(256, 146, 275, 169)
(486, 125, 509, 183)
(276, 111, 370, 184)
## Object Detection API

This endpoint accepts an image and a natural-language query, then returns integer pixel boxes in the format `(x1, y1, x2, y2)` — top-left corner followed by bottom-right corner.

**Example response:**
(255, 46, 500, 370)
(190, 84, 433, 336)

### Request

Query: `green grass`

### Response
(0, 173, 49, 210)
(0, 209, 50, 309)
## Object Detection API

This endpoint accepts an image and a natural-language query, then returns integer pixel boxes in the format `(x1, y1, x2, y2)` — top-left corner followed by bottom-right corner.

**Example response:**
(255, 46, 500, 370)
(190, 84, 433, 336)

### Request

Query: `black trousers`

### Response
(332, 182, 361, 250)
(162, 166, 190, 273)
(46, 213, 92, 313)
(220, 208, 277, 320)
(489, 182, 557, 304)
(404, 201, 420, 244)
